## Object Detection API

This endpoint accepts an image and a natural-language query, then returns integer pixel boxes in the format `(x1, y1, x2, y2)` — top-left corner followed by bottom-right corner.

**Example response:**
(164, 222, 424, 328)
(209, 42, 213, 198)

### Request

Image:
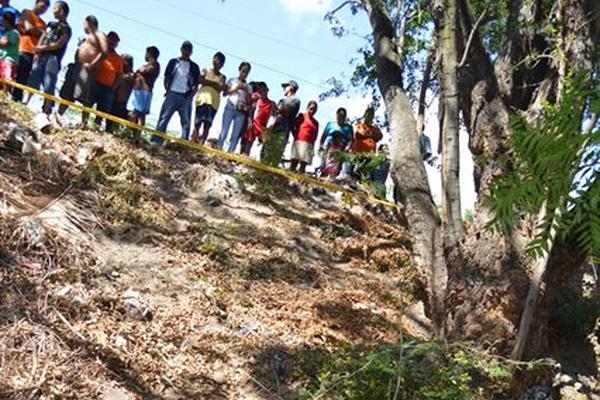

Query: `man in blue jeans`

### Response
(152, 40, 200, 144)
(27, 0, 71, 115)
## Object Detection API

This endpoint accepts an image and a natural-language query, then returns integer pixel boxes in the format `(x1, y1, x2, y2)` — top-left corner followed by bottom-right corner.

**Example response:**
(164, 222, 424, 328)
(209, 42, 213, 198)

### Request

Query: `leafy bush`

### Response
(300, 341, 514, 400)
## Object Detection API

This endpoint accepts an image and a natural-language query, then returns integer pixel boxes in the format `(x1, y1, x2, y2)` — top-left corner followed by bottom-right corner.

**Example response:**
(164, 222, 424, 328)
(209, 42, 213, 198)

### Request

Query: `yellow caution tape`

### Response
(589, 256, 600, 264)
(1, 78, 398, 208)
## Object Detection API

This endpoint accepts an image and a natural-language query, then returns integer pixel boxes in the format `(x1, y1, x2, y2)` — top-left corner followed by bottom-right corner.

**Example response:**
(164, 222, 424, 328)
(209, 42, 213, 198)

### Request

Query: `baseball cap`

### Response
(281, 80, 299, 90)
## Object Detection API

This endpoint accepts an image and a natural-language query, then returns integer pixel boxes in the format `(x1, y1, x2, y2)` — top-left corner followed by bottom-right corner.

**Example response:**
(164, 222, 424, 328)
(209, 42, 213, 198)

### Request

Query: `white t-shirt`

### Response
(226, 77, 249, 108)
(171, 60, 190, 94)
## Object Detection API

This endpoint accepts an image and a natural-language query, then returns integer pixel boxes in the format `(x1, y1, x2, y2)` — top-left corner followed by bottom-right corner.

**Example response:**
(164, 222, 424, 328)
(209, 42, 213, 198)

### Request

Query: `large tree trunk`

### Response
(445, 0, 597, 357)
(363, 0, 447, 335)
(438, 0, 465, 247)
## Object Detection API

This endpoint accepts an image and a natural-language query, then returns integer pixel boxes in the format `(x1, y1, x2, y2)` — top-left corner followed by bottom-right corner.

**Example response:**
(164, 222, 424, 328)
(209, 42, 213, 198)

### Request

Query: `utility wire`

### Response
(146, 0, 346, 66)
(72, 0, 331, 91)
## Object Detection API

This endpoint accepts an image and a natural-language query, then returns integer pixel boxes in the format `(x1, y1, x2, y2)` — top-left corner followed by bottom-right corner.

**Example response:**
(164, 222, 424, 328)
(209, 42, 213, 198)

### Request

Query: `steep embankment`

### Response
(0, 93, 422, 399)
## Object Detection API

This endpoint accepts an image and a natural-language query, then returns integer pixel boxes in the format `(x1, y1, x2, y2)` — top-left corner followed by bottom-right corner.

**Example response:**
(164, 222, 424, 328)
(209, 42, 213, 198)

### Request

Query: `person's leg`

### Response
(95, 85, 115, 128)
(58, 63, 77, 115)
(154, 91, 178, 144)
(41, 56, 59, 115)
(12, 52, 33, 102)
(217, 103, 235, 150)
(201, 123, 211, 144)
(179, 95, 192, 140)
(227, 110, 246, 153)
(27, 55, 46, 91)
(192, 105, 201, 142)
(200, 106, 216, 144)
(299, 162, 307, 174)
(290, 160, 298, 172)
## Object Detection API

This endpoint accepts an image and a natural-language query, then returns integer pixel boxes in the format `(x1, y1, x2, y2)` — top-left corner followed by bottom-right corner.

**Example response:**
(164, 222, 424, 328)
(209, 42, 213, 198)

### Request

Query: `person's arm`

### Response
(112, 60, 124, 90)
(344, 126, 355, 151)
(198, 68, 221, 91)
(291, 114, 302, 139)
(84, 33, 108, 69)
(20, 11, 43, 37)
(224, 78, 241, 96)
(312, 121, 320, 144)
(163, 59, 176, 91)
(189, 63, 200, 96)
(36, 30, 69, 53)
(319, 123, 329, 148)
(33, 31, 47, 53)
(354, 124, 367, 141)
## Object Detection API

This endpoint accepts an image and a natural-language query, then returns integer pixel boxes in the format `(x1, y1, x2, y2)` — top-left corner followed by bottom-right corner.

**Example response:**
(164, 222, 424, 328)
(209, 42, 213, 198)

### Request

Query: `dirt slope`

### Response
(0, 93, 422, 399)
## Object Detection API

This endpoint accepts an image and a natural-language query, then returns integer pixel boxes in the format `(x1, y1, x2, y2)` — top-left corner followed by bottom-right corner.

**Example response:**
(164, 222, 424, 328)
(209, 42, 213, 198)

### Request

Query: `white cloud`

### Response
(277, 0, 333, 15)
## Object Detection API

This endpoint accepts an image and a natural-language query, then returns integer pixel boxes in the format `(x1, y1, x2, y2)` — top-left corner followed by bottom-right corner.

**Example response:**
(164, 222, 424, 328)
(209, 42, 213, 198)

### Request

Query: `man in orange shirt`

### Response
(87, 31, 122, 128)
(12, 0, 49, 102)
(353, 107, 382, 154)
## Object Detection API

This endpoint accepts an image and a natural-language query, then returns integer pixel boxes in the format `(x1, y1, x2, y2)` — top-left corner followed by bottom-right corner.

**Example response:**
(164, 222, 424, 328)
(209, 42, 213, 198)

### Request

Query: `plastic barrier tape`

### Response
(1, 78, 398, 208)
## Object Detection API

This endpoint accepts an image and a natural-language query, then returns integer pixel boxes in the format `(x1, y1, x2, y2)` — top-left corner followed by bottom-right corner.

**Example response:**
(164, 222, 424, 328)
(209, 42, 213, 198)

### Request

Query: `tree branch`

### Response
(457, 6, 488, 69)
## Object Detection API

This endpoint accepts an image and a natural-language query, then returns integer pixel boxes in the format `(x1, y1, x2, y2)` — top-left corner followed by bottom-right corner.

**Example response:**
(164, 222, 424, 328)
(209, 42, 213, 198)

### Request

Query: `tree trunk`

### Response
(445, 0, 597, 357)
(363, 0, 447, 335)
(439, 0, 465, 247)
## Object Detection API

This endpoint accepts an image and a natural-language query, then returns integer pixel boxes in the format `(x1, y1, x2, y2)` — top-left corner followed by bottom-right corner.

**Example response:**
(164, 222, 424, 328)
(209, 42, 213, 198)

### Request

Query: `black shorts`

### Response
(194, 104, 217, 127)
(59, 63, 93, 105)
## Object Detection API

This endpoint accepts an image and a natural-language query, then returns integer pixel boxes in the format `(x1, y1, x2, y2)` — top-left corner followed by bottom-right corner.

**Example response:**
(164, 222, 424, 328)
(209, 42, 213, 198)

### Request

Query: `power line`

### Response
(72, 0, 331, 91)
(146, 0, 346, 67)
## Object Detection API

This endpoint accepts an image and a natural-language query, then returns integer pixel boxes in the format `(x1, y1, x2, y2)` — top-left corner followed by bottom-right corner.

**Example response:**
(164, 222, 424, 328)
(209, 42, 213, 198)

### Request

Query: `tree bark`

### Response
(363, 0, 447, 335)
(439, 0, 465, 247)
(445, 0, 597, 357)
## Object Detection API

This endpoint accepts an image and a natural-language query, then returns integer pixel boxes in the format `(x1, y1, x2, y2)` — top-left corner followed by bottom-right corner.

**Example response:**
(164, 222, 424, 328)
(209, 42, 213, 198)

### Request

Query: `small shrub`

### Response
(300, 341, 514, 400)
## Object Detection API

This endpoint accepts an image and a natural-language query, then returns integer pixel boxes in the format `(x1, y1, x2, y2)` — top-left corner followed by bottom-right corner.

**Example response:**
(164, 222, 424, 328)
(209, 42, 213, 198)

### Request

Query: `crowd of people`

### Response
(0, 0, 390, 189)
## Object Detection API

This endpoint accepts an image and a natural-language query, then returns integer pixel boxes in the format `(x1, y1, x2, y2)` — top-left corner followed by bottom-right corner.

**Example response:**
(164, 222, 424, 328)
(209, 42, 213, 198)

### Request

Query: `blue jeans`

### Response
(153, 91, 193, 143)
(28, 54, 59, 95)
(12, 52, 34, 102)
(92, 82, 116, 114)
(218, 102, 246, 152)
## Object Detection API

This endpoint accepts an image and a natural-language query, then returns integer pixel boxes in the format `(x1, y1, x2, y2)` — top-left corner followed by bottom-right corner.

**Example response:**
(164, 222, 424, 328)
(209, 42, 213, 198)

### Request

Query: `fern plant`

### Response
(486, 73, 600, 258)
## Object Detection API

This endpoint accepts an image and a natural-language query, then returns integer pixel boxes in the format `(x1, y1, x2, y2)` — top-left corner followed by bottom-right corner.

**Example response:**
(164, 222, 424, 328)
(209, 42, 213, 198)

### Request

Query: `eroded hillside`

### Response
(0, 93, 426, 399)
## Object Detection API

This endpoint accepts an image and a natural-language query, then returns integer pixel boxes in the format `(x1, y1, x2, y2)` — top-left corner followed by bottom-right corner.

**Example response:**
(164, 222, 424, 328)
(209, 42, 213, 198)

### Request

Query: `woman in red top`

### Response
(242, 82, 275, 156)
(290, 101, 319, 173)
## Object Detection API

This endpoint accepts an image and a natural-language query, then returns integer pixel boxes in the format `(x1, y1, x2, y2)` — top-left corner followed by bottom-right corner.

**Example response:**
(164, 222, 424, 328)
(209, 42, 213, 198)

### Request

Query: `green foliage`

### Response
(332, 151, 389, 181)
(300, 341, 513, 400)
(486, 73, 600, 258)
(463, 209, 475, 223)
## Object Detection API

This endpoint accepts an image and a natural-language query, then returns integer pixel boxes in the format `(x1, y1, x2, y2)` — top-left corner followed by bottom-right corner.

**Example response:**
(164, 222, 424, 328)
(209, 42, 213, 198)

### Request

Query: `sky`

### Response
(11, 0, 476, 212)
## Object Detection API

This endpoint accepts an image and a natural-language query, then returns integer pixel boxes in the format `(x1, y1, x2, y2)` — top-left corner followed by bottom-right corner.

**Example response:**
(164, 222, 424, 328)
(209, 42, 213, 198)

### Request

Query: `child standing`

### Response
(192, 52, 226, 144)
(0, 11, 19, 90)
(322, 131, 344, 179)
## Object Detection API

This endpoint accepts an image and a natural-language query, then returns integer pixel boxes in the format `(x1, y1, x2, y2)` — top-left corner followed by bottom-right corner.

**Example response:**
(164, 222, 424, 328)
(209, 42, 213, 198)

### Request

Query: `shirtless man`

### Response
(130, 46, 160, 129)
(57, 14, 107, 120)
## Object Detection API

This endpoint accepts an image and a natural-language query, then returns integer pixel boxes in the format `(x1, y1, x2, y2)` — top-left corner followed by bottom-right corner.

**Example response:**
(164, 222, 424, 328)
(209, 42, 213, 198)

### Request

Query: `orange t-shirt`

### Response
(95, 52, 124, 87)
(353, 122, 382, 153)
(18, 10, 45, 54)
